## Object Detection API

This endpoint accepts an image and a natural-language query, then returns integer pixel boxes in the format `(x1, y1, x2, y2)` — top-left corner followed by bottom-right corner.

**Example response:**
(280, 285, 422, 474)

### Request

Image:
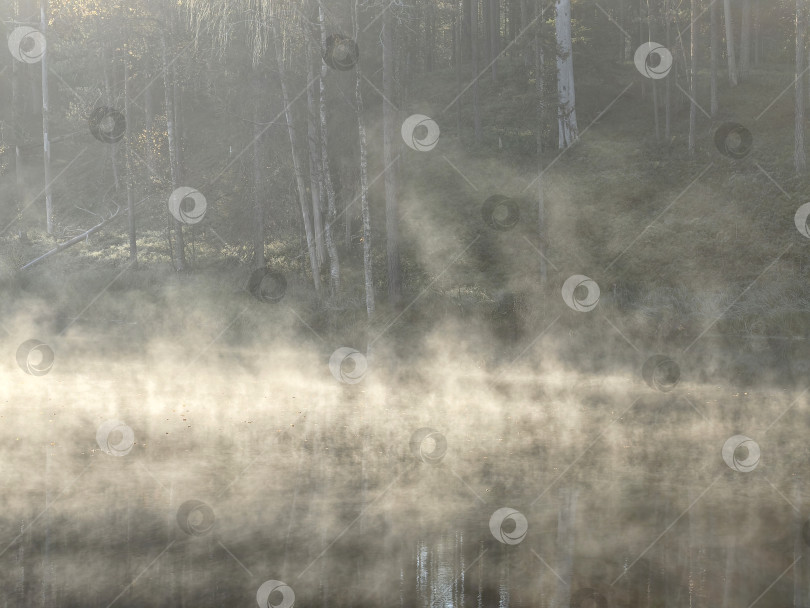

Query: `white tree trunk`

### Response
(740, 0, 752, 77)
(795, 0, 806, 173)
(710, 0, 719, 116)
(555, 0, 578, 149)
(40, 0, 53, 235)
(723, 0, 738, 85)
(688, 0, 697, 156)
(306, 41, 326, 268)
(382, 7, 401, 302)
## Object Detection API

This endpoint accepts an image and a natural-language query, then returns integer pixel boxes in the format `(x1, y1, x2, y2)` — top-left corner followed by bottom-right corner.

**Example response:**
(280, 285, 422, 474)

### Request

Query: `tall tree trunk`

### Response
(490, 0, 500, 81)
(740, 0, 751, 78)
(253, 81, 265, 269)
(793, 480, 804, 608)
(161, 18, 186, 271)
(665, 0, 672, 139)
(555, 0, 578, 148)
(354, 0, 374, 321)
(553, 487, 577, 608)
(11, 32, 24, 231)
(472, 0, 483, 142)
(723, 0, 738, 86)
(271, 14, 321, 294)
(123, 59, 138, 266)
(753, 0, 761, 65)
(688, 0, 697, 156)
(463, 0, 473, 60)
(40, 0, 53, 235)
(721, 536, 735, 608)
(318, 2, 341, 296)
(102, 45, 121, 192)
(382, 7, 401, 303)
(648, 0, 660, 141)
(710, 0, 719, 116)
(535, 2, 547, 288)
(795, 0, 806, 173)
(306, 43, 326, 269)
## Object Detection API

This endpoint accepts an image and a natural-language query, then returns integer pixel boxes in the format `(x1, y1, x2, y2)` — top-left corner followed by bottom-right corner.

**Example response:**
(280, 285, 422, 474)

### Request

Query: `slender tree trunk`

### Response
(472, 0, 482, 142)
(795, 0, 806, 173)
(740, 0, 751, 77)
(793, 480, 804, 608)
(253, 81, 265, 269)
(11, 35, 24, 231)
(665, 0, 672, 138)
(721, 536, 735, 608)
(648, 0, 660, 141)
(306, 42, 326, 269)
(724, 0, 738, 85)
(753, 0, 761, 65)
(535, 4, 547, 288)
(688, 0, 697, 156)
(463, 0, 473, 60)
(271, 14, 321, 294)
(382, 7, 401, 303)
(555, 0, 578, 148)
(40, 0, 53, 235)
(123, 60, 137, 266)
(710, 0, 718, 116)
(490, 0, 500, 81)
(144, 56, 156, 180)
(161, 19, 186, 271)
(354, 0, 374, 320)
(102, 45, 121, 192)
(553, 487, 577, 608)
(318, 2, 341, 296)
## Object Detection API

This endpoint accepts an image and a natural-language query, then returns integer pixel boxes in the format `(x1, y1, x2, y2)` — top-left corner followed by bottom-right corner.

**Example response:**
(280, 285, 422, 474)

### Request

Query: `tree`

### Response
(795, 0, 806, 174)
(40, 0, 53, 235)
(688, 0, 698, 156)
(382, 7, 401, 303)
(710, 0, 719, 116)
(723, 0, 738, 86)
(555, 0, 578, 148)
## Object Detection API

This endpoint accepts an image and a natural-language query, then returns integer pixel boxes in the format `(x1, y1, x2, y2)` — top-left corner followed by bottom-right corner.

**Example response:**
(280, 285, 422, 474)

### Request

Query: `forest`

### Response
(3, 0, 810, 606)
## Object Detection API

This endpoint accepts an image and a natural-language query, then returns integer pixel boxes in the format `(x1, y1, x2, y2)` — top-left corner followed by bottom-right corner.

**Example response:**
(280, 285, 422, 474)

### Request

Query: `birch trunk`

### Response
(740, 0, 752, 77)
(795, 0, 806, 173)
(535, 3, 547, 287)
(490, 0, 500, 81)
(306, 41, 326, 268)
(123, 60, 137, 266)
(383, 7, 401, 303)
(271, 13, 321, 294)
(40, 0, 53, 235)
(472, 0, 482, 142)
(253, 86, 265, 269)
(723, 0, 738, 86)
(710, 0, 718, 116)
(555, 0, 578, 148)
(688, 0, 697, 156)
